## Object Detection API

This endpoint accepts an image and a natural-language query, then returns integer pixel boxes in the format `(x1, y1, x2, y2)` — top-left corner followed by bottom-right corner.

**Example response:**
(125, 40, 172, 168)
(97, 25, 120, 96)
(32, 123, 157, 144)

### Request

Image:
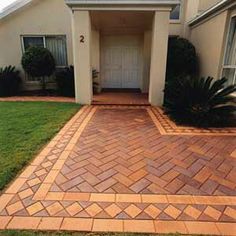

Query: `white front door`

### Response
(101, 35, 142, 89)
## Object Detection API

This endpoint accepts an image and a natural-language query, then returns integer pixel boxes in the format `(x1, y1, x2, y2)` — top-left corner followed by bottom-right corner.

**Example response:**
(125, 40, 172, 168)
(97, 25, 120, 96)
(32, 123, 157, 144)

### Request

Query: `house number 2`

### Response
(80, 35, 85, 43)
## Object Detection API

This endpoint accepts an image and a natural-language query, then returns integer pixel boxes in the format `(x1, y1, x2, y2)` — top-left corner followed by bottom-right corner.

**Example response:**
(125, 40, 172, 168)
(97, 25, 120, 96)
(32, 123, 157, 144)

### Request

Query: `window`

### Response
(45, 36, 67, 67)
(23, 37, 44, 50)
(222, 17, 236, 86)
(22, 35, 68, 67)
(170, 4, 181, 20)
(22, 35, 68, 81)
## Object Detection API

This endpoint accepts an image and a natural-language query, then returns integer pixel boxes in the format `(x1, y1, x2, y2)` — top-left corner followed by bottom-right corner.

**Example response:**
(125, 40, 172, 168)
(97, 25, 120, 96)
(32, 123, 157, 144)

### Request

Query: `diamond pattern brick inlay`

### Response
(184, 206, 202, 220)
(27, 202, 44, 216)
(46, 202, 63, 216)
(0, 105, 236, 234)
(164, 205, 182, 219)
(144, 205, 161, 218)
(124, 204, 142, 218)
(27, 178, 41, 187)
(66, 203, 83, 216)
(85, 203, 102, 217)
(105, 204, 122, 217)
(6, 201, 24, 215)
(204, 206, 222, 220)
(224, 207, 236, 220)
(19, 189, 33, 199)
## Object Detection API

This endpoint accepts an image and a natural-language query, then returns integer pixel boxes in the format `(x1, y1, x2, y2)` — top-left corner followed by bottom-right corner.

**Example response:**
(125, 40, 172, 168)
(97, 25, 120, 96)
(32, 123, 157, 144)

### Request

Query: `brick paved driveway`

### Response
(0, 105, 236, 235)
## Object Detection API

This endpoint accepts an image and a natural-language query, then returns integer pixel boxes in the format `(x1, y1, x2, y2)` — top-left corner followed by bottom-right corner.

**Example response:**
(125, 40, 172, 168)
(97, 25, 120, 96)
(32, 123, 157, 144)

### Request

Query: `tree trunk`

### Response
(42, 76, 46, 95)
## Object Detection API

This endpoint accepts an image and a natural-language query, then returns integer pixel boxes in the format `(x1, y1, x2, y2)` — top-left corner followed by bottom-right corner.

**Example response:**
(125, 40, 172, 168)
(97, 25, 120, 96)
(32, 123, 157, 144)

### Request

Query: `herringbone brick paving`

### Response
(0, 105, 236, 234)
(52, 108, 236, 196)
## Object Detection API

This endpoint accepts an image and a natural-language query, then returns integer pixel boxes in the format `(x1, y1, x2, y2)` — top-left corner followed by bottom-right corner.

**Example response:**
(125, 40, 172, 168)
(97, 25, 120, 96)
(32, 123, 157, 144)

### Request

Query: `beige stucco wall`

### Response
(0, 0, 226, 92)
(0, 0, 73, 90)
(189, 10, 228, 79)
(169, 23, 183, 36)
(0, 0, 184, 91)
(169, 0, 188, 37)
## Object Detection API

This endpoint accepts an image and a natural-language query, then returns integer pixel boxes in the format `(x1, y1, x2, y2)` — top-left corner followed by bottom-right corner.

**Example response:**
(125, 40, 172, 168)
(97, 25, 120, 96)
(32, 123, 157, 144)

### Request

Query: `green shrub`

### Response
(55, 66, 75, 97)
(21, 46, 55, 93)
(164, 76, 236, 127)
(167, 37, 198, 79)
(0, 66, 21, 97)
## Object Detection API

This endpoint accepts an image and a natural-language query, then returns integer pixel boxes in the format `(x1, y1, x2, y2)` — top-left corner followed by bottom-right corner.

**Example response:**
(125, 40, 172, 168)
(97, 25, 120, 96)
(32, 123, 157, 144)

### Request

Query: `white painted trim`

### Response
(0, 0, 179, 21)
(66, 0, 179, 11)
(0, 0, 33, 20)
(71, 6, 173, 11)
(221, 15, 236, 86)
(21, 35, 45, 52)
(188, 0, 236, 27)
(66, 0, 180, 5)
(223, 65, 236, 69)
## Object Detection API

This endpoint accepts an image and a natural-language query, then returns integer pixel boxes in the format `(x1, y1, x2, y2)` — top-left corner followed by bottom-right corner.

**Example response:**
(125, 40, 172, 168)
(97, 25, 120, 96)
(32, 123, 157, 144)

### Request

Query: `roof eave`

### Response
(65, 0, 180, 8)
(0, 0, 33, 20)
(188, 0, 235, 27)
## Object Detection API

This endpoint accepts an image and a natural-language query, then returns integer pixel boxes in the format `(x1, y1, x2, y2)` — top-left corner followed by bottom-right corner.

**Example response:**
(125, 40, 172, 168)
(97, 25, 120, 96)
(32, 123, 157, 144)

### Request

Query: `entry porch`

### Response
(66, 0, 178, 106)
(93, 90, 149, 105)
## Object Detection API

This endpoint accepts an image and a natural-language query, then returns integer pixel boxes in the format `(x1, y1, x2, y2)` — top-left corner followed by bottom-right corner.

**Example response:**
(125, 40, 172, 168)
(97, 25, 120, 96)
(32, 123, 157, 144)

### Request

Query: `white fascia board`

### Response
(188, 0, 234, 26)
(0, 0, 33, 20)
(65, 0, 180, 6)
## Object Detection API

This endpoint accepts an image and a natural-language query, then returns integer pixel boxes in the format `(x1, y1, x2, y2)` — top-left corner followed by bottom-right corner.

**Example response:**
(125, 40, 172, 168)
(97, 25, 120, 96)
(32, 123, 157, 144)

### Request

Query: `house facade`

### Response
(0, 0, 236, 105)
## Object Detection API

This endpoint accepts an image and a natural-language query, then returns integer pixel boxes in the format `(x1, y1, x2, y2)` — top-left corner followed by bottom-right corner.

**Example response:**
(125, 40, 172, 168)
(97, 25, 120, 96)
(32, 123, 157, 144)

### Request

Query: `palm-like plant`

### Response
(164, 76, 236, 127)
(0, 66, 21, 97)
(55, 66, 75, 97)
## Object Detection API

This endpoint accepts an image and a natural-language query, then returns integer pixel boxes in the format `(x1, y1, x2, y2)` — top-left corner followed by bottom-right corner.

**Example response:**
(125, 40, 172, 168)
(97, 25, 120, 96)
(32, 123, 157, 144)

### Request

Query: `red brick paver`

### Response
(93, 92, 149, 105)
(50, 107, 236, 195)
(0, 105, 235, 235)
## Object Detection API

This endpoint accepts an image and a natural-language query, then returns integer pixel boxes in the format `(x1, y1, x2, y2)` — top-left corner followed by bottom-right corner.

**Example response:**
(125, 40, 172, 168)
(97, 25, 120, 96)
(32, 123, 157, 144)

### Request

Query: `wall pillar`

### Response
(72, 10, 92, 104)
(142, 30, 152, 93)
(149, 10, 170, 106)
(91, 30, 101, 92)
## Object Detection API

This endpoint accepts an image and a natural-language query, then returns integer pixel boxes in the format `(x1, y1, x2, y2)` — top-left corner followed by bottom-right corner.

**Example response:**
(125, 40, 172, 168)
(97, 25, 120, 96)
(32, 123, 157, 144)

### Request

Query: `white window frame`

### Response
(221, 15, 236, 88)
(222, 66, 236, 85)
(21, 35, 68, 69)
(170, 1, 182, 23)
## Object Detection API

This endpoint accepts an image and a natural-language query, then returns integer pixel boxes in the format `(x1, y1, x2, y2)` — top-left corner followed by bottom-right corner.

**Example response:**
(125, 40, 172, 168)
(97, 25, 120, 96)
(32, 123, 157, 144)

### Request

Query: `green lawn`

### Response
(0, 101, 80, 191)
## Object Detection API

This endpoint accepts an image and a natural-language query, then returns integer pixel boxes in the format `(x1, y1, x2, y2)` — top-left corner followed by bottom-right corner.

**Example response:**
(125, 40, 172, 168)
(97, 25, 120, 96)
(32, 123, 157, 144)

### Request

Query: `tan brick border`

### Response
(0, 216, 236, 235)
(149, 107, 236, 136)
(33, 106, 98, 200)
(41, 192, 236, 205)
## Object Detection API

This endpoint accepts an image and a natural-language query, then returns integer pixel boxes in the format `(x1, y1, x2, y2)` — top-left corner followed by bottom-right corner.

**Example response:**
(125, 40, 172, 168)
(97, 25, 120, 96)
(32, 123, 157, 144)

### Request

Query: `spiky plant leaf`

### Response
(0, 65, 21, 97)
(164, 76, 236, 127)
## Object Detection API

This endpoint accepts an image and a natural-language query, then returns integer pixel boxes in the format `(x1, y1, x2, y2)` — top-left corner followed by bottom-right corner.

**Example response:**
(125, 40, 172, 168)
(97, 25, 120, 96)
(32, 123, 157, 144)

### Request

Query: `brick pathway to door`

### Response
(0, 105, 236, 235)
